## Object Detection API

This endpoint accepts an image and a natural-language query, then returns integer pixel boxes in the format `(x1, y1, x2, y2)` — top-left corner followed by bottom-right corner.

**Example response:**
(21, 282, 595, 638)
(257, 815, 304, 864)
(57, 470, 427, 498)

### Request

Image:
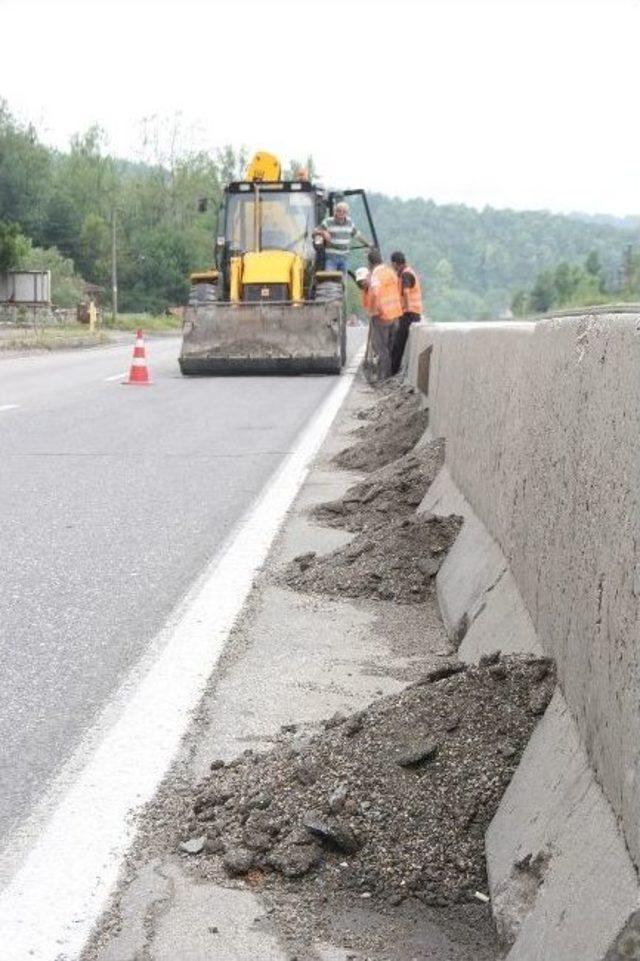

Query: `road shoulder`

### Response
(83, 376, 497, 961)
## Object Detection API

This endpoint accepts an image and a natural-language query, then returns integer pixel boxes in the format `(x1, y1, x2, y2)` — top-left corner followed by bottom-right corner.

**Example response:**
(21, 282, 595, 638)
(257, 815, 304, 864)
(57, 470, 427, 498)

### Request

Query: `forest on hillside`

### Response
(2, 100, 640, 319)
(370, 195, 640, 320)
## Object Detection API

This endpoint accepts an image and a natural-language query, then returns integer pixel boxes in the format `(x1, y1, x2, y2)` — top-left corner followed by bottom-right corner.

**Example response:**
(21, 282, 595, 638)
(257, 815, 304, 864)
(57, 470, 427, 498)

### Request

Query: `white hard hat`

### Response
(355, 267, 369, 283)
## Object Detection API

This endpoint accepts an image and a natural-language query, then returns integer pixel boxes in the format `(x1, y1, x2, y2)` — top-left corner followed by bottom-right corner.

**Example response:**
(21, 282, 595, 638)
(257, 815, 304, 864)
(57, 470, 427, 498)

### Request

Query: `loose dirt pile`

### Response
(334, 387, 429, 473)
(284, 513, 461, 603)
(353, 381, 421, 424)
(313, 438, 445, 533)
(182, 654, 555, 908)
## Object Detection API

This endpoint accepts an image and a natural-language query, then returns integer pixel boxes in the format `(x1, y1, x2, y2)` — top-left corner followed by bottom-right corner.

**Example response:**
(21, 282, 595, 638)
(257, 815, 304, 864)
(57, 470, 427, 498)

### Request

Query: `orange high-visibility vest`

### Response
(362, 286, 375, 316)
(399, 266, 423, 315)
(370, 264, 402, 323)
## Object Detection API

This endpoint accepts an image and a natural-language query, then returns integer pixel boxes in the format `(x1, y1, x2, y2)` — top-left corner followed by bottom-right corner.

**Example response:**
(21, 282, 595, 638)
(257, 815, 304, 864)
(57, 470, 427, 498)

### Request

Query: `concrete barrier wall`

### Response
(407, 313, 640, 866)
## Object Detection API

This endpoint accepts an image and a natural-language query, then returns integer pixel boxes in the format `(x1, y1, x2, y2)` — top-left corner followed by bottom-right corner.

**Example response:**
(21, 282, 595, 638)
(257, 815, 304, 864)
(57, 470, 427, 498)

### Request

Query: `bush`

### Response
(16, 240, 85, 307)
(0, 220, 29, 270)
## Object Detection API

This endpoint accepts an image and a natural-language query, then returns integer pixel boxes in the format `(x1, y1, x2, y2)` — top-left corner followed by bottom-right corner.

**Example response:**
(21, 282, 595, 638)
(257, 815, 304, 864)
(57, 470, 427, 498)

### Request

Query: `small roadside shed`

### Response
(0, 270, 51, 305)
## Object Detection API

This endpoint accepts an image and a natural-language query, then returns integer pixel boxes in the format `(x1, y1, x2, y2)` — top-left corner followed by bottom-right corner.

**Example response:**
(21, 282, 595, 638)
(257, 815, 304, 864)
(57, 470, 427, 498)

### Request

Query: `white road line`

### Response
(0, 350, 364, 961)
(104, 372, 126, 382)
(0, 404, 19, 412)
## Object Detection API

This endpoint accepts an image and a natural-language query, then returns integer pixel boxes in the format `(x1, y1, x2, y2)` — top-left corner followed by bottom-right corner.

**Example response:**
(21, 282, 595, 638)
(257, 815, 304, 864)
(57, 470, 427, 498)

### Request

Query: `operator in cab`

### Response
(317, 201, 372, 273)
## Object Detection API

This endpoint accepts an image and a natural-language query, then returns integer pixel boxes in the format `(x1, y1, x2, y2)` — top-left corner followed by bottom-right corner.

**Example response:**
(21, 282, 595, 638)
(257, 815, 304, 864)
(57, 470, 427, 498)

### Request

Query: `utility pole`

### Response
(111, 207, 118, 323)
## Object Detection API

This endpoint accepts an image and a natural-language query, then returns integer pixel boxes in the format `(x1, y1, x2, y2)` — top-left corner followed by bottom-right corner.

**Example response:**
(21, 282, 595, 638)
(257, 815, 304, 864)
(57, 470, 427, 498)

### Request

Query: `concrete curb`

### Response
(405, 319, 640, 960)
(418, 462, 639, 960)
(489, 691, 639, 960)
(419, 466, 541, 662)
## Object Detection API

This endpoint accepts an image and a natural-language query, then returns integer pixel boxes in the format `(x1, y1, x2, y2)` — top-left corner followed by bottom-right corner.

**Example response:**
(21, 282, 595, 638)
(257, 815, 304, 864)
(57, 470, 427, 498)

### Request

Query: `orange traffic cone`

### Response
(123, 329, 152, 385)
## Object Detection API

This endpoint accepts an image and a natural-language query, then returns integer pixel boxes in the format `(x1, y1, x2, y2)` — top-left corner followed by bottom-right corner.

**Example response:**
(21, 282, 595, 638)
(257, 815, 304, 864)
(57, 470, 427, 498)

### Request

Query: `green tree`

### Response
(45, 126, 117, 274)
(216, 145, 248, 185)
(0, 221, 29, 270)
(529, 270, 556, 313)
(511, 289, 530, 317)
(284, 155, 318, 180)
(619, 245, 640, 295)
(585, 249, 603, 280)
(0, 100, 52, 241)
(433, 258, 454, 291)
(516, 254, 610, 316)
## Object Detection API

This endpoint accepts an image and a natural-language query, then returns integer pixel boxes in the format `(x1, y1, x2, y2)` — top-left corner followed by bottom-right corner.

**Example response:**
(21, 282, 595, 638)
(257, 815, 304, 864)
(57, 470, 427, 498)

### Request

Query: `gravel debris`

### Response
(283, 513, 462, 603)
(394, 736, 440, 767)
(314, 439, 444, 532)
(333, 389, 429, 473)
(268, 840, 322, 878)
(353, 380, 420, 424)
(223, 847, 256, 876)
(302, 813, 361, 854)
(183, 655, 556, 907)
(179, 835, 206, 855)
(414, 663, 468, 686)
(329, 784, 349, 813)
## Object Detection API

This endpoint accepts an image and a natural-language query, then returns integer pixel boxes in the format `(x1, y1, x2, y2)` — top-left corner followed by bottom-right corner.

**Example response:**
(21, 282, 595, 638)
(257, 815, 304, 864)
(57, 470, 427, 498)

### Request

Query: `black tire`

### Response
(315, 280, 346, 371)
(314, 280, 343, 303)
(188, 282, 218, 307)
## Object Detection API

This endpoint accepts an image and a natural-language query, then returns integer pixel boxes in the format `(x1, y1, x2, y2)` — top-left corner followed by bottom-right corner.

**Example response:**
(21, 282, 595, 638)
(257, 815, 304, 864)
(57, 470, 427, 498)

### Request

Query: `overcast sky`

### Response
(1, 0, 638, 215)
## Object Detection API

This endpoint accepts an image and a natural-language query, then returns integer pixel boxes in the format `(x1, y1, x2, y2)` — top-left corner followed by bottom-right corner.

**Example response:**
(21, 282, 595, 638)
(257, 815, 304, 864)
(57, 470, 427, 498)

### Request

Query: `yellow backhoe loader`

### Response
(179, 152, 379, 375)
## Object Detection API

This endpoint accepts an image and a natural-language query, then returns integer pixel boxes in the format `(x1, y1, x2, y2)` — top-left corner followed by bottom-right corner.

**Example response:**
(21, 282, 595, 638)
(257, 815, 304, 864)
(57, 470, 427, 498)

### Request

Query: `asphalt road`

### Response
(0, 334, 361, 850)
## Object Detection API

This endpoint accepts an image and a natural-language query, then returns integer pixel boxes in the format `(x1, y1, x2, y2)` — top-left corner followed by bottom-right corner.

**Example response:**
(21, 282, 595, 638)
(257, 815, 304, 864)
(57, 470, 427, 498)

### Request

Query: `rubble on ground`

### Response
(284, 513, 462, 603)
(313, 438, 445, 533)
(355, 369, 420, 410)
(154, 380, 556, 961)
(352, 380, 420, 423)
(181, 655, 556, 909)
(334, 387, 429, 473)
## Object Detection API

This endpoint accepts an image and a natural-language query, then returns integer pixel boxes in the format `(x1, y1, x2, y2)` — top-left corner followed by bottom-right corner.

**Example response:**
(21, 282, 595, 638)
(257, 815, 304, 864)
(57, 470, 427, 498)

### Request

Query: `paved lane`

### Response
(0, 336, 180, 408)
(0, 334, 361, 848)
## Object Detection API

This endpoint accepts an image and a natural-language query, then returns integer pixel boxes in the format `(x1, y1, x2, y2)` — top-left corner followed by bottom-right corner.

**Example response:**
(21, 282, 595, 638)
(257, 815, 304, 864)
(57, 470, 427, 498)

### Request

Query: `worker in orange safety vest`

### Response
(390, 250, 424, 375)
(355, 265, 373, 312)
(364, 248, 402, 381)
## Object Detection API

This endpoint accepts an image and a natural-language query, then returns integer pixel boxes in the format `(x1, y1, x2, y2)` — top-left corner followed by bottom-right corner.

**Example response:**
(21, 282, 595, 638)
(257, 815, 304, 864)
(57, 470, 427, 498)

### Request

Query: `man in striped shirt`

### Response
(318, 201, 372, 273)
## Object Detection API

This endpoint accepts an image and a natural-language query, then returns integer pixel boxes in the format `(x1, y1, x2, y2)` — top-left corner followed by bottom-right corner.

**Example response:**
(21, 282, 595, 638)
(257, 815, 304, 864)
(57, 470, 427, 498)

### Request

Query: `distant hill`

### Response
(569, 212, 640, 231)
(369, 194, 640, 321)
(2, 98, 640, 318)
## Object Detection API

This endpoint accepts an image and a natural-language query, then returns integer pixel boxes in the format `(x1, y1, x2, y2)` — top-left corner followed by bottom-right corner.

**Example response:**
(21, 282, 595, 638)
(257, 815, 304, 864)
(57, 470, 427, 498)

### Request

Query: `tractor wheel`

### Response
(314, 280, 343, 303)
(188, 282, 218, 306)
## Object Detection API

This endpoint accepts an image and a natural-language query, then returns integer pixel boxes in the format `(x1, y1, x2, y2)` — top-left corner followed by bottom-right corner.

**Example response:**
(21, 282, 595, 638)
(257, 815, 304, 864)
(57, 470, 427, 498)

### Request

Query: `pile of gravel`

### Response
(353, 382, 421, 424)
(313, 439, 445, 533)
(334, 392, 429, 473)
(181, 654, 555, 908)
(284, 513, 462, 603)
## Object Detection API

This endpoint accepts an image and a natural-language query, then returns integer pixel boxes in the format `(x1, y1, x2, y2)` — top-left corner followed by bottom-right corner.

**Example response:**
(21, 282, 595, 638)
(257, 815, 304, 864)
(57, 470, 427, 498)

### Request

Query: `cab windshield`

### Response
(225, 189, 315, 258)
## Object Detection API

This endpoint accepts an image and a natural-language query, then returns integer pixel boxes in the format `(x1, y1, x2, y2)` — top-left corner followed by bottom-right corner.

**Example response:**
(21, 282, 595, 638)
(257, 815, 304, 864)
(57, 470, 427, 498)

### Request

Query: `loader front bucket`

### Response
(179, 301, 345, 375)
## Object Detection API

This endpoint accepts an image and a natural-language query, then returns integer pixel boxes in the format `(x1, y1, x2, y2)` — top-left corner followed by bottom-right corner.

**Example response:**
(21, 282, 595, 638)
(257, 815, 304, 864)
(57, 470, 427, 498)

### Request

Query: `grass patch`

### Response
(0, 326, 112, 352)
(103, 312, 182, 333)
